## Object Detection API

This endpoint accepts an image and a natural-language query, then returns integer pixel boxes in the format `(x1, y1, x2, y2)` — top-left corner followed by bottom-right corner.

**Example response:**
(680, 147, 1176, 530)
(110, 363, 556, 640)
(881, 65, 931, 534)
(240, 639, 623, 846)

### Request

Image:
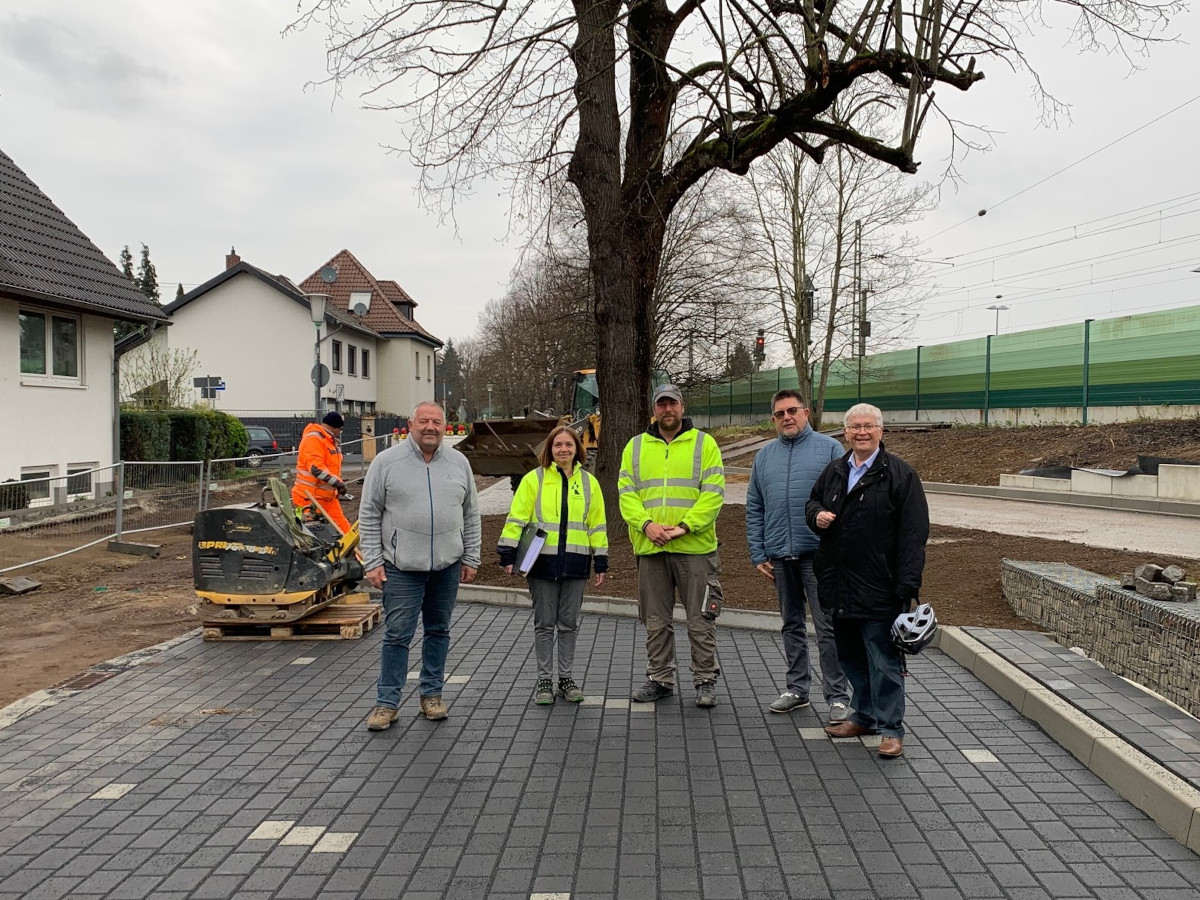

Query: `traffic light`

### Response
(754, 329, 765, 363)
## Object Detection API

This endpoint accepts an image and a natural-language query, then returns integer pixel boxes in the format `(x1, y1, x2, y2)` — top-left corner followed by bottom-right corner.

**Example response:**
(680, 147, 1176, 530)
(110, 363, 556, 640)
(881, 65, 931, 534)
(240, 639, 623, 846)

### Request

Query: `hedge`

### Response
(120, 409, 249, 464)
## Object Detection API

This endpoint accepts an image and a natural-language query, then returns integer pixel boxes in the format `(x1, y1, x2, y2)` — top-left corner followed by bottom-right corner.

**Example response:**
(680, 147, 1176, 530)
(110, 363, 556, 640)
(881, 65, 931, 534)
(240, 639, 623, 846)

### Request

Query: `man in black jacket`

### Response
(805, 403, 929, 758)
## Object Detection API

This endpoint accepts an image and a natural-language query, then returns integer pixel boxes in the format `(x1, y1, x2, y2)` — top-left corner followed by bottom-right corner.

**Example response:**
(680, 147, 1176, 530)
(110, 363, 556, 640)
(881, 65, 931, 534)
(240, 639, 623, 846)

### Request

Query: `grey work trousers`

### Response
(528, 576, 586, 679)
(637, 552, 721, 688)
(772, 556, 850, 705)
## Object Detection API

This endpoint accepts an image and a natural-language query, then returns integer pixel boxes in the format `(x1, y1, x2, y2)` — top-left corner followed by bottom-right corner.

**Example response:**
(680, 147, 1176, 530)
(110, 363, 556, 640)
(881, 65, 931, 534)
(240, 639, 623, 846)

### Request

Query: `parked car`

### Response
(244, 426, 278, 467)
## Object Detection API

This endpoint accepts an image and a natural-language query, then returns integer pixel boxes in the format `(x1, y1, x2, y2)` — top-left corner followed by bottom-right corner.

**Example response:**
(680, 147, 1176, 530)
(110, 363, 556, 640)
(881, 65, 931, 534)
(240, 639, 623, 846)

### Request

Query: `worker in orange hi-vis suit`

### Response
(292, 411, 352, 533)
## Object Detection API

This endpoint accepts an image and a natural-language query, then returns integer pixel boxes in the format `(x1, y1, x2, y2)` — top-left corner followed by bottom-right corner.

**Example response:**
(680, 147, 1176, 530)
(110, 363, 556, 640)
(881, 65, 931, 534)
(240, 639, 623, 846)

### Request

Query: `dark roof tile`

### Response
(0, 148, 167, 321)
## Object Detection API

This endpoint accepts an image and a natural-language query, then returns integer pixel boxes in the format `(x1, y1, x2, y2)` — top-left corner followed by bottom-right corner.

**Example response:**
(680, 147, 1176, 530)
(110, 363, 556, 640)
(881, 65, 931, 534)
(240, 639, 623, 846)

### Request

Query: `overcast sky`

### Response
(1, 1, 1197, 356)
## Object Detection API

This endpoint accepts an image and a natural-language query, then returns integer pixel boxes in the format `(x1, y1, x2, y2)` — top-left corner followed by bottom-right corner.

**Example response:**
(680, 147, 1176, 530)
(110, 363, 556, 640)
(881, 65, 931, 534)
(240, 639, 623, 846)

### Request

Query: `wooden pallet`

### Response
(202, 601, 382, 641)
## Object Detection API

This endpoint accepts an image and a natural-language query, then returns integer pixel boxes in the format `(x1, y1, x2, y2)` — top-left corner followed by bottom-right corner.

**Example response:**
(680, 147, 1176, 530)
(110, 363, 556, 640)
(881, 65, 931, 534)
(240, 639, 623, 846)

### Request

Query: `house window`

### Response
(331, 340, 343, 372)
(426, 354, 432, 382)
(21, 469, 52, 505)
(347, 345, 357, 376)
(365, 401, 376, 414)
(19, 310, 79, 378)
(415, 350, 420, 380)
(361, 349, 370, 379)
(67, 465, 94, 500)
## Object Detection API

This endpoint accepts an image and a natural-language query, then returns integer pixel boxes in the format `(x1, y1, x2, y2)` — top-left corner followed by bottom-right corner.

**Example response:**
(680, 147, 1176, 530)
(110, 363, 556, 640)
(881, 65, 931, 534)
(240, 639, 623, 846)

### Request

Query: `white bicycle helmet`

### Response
(892, 603, 938, 655)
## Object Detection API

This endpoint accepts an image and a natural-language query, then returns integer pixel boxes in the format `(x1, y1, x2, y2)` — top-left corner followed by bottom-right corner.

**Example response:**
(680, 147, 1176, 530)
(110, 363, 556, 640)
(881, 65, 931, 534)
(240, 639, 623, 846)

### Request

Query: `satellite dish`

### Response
(351, 303, 369, 317)
(320, 266, 338, 284)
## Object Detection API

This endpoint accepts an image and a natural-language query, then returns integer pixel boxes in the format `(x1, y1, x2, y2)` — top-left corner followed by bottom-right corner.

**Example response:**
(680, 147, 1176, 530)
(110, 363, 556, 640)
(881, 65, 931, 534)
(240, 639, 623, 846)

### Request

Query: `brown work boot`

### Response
(365, 705, 399, 732)
(420, 695, 449, 721)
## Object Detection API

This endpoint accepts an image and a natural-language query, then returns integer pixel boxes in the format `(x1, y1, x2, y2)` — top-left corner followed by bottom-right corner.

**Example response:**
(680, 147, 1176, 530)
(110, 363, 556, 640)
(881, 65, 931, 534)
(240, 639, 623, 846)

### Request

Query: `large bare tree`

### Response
(291, 0, 1179, 504)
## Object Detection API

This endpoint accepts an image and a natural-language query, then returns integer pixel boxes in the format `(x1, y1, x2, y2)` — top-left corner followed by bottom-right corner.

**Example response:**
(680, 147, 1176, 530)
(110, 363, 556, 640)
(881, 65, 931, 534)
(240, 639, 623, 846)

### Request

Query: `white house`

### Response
(129, 249, 442, 418)
(0, 147, 168, 500)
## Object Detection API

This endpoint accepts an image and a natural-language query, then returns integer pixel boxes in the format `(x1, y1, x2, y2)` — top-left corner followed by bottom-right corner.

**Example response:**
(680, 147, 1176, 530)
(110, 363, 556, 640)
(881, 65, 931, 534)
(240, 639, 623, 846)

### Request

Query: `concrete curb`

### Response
(924, 482, 1200, 518)
(457, 584, 784, 632)
(935, 625, 1200, 854)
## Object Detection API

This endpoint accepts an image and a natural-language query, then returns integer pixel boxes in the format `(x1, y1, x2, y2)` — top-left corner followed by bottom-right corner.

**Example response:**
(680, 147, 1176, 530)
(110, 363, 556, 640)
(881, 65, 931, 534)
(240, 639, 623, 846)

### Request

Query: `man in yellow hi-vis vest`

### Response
(619, 384, 726, 708)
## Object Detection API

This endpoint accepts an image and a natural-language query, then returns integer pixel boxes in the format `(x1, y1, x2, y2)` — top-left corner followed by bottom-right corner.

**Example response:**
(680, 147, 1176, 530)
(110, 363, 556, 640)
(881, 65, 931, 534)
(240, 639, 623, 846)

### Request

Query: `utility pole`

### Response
(854, 219, 862, 402)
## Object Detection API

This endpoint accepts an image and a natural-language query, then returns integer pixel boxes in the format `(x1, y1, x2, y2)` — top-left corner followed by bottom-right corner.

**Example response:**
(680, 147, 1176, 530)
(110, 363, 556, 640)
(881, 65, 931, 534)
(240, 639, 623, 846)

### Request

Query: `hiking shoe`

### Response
(558, 678, 585, 703)
(419, 695, 449, 721)
(695, 681, 717, 708)
(828, 702, 850, 723)
(632, 680, 673, 703)
(769, 691, 810, 713)
(535, 678, 555, 705)
(365, 705, 399, 732)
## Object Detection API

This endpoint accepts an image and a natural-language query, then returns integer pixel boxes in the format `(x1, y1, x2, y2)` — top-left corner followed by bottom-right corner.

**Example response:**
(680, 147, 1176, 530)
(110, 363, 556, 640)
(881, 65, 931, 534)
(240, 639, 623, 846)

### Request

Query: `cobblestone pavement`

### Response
(2, 604, 1199, 900)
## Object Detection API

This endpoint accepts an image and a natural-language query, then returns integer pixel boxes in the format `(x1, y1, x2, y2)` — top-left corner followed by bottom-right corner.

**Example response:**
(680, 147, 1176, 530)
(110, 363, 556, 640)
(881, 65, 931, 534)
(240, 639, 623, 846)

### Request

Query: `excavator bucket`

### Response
(457, 417, 562, 479)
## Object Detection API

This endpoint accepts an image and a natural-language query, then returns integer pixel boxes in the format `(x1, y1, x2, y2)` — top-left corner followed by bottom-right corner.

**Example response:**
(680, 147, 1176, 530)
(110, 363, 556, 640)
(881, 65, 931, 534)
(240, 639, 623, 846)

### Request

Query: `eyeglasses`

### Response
(772, 406, 805, 420)
(845, 423, 880, 433)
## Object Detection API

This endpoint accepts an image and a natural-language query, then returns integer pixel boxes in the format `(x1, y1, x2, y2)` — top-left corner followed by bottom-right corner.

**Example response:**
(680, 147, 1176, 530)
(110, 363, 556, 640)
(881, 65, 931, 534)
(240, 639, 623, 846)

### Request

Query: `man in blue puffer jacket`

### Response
(746, 390, 851, 720)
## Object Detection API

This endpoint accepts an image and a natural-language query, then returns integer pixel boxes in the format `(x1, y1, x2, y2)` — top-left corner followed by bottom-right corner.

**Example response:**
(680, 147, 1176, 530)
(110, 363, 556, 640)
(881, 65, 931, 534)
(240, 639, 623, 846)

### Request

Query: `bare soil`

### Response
(3, 420, 1198, 710)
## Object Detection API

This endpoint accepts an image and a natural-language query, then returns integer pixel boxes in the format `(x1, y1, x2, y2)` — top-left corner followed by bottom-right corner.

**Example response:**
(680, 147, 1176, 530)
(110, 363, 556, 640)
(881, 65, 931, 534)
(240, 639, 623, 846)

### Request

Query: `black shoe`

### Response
(632, 680, 673, 702)
(695, 681, 717, 708)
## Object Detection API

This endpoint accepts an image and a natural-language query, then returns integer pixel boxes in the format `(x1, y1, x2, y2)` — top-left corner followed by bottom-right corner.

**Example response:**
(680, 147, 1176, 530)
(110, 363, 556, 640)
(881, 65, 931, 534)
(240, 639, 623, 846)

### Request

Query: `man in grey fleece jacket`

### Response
(746, 390, 850, 720)
(360, 402, 481, 730)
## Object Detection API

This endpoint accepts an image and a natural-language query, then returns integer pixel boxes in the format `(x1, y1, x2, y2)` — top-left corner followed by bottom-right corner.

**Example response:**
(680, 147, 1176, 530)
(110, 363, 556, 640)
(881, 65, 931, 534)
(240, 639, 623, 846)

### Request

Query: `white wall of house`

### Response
(1, 296, 115, 487)
(375, 336, 437, 416)
(323, 331, 380, 416)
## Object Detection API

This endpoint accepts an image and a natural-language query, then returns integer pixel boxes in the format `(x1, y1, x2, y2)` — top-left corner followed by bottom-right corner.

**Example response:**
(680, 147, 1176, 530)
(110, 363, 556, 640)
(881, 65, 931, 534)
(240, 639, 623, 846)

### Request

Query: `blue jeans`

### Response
(773, 557, 850, 705)
(375, 562, 460, 708)
(833, 617, 905, 739)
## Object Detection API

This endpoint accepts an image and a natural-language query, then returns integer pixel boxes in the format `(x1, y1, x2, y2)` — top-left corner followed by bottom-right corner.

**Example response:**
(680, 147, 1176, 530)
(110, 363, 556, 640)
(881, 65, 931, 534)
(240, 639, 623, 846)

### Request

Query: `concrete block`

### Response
(1159, 464, 1200, 502)
(1089, 735, 1200, 848)
(1111, 474, 1159, 498)
(1120, 573, 1135, 589)
(999, 474, 1034, 488)
(1161, 565, 1187, 584)
(1170, 582, 1197, 602)
(1135, 576, 1172, 601)
(1029, 476, 1072, 492)
(106, 540, 161, 558)
(1020, 688, 1110, 766)
(1071, 470, 1115, 495)
(1134, 563, 1164, 582)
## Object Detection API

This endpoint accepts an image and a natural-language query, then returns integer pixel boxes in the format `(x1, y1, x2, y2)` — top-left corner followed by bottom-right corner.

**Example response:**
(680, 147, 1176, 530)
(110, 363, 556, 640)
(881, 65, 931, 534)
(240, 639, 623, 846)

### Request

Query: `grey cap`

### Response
(652, 383, 684, 405)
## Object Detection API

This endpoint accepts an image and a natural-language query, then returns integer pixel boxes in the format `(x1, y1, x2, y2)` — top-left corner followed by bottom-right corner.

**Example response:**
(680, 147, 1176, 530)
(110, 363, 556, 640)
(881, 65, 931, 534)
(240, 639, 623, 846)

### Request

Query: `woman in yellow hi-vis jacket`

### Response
(498, 425, 607, 705)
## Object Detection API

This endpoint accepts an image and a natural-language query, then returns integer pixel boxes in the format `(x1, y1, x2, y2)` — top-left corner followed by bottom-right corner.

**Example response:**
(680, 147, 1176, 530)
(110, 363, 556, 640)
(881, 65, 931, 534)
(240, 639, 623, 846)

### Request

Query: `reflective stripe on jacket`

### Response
(291, 423, 343, 506)
(498, 464, 608, 579)
(618, 420, 724, 556)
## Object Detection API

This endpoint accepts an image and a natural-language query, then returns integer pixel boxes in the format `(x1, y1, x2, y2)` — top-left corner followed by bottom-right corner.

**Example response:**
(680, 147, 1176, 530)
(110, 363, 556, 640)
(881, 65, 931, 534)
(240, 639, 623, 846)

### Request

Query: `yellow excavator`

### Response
(458, 369, 601, 490)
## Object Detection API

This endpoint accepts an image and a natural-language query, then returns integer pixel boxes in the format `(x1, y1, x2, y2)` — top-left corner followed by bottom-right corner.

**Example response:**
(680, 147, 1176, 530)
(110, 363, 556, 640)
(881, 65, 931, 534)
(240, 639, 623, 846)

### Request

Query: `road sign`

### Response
(311, 364, 330, 388)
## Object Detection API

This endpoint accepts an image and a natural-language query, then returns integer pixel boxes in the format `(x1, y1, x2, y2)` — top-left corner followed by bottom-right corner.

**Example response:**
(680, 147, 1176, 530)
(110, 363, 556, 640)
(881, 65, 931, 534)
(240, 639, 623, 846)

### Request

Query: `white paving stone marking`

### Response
(604, 699, 630, 710)
(312, 832, 359, 853)
(798, 727, 829, 740)
(859, 734, 883, 748)
(530, 894, 571, 900)
(579, 695, 605, 706)
(629, 704, 656, 713)
(962, 748, 1000, 764)
(280, 825, 327, 846)
(407, 670, 419, 678)
(90, 783, 136, 800)
(446, 675, 471, 684)
(290, 657, 316, 665)
(248, 820, 296, 840)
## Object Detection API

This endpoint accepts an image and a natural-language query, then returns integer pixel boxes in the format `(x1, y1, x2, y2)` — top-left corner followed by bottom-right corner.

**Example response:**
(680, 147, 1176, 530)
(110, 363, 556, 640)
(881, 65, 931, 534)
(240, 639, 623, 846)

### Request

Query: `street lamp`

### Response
(309, 293, 328, 416)
(986, 302, 1009, 336)
(486, 382, 495, 419)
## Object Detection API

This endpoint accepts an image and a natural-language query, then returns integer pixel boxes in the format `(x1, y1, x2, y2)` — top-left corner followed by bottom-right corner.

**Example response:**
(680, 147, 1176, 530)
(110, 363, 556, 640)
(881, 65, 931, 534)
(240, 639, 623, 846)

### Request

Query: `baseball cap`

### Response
(652, 384, 684, 405)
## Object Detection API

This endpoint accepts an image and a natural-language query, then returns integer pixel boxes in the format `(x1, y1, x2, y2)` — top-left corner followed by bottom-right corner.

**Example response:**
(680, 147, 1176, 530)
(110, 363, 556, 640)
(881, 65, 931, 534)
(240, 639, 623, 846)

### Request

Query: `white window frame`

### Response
(331, 339, 343, 373)
(18, 307, 82, 383)
(20, 467, 54, 508)
(361, 349, 370, 380)
(66, 465, 96, 502)
(414, 350, 420, 380)
(347, 344, 357, 377)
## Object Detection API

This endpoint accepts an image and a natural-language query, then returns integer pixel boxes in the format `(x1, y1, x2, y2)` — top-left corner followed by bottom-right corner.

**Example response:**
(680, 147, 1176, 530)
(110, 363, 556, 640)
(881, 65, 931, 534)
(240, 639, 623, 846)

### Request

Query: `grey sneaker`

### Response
(695, 681, 717, 708)
(828, 702, 850, 723)
(632, 680, 673, 702)
(365, 705, 399, 731)
(558, 678, 585, 703)
(535, 678, 555, 705)
(769, 691, 810, 713)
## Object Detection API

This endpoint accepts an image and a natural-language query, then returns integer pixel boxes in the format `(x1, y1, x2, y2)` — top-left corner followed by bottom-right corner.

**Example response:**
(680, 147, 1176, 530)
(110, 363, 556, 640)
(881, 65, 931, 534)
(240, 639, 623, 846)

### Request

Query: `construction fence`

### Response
(0, 436, 396, 576)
